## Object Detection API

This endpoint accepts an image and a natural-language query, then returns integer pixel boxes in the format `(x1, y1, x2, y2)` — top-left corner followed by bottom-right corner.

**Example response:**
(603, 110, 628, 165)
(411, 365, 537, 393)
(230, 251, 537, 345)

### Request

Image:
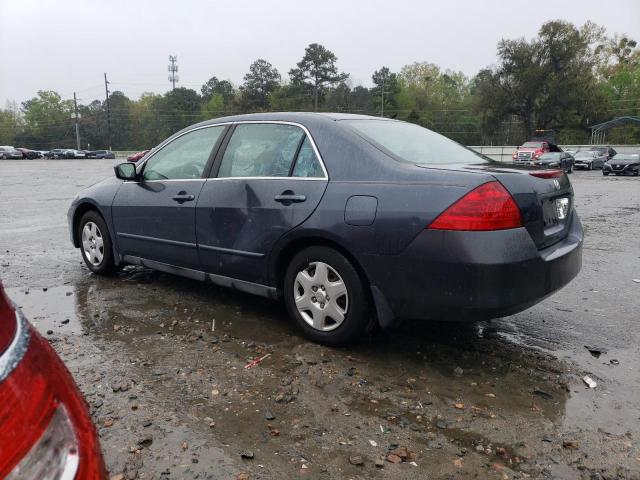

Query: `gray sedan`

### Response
(68, 113, 583, 345)
(573, 150, 607, 170)
(0, 146, 24, 159)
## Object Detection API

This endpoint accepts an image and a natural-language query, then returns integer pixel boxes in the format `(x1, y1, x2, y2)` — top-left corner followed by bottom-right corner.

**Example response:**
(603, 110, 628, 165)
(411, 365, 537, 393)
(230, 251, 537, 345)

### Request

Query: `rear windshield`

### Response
(342, 119, 486, 165)
(539, 152, 561, 159)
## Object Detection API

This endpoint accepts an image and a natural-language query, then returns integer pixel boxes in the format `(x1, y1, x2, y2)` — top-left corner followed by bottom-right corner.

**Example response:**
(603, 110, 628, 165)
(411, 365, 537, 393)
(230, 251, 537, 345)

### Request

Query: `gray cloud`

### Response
(1, 0, 638, 105)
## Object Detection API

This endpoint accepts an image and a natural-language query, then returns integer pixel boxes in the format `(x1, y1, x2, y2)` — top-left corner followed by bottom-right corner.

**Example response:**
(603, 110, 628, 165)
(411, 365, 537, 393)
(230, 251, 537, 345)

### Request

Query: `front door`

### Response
(196, 123, 328, 284)
(112, 125, 226, 270)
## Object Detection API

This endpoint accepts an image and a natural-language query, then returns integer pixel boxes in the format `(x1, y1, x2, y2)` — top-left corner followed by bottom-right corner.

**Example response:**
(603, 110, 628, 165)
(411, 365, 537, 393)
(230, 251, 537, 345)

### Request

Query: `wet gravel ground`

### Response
(1, 159, 639, 480)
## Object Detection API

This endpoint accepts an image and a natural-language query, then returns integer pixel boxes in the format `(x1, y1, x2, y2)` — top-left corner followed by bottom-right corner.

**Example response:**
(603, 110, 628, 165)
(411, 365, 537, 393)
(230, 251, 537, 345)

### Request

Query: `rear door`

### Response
(112, 125, 226, 270)
(196, 122, 328, 284)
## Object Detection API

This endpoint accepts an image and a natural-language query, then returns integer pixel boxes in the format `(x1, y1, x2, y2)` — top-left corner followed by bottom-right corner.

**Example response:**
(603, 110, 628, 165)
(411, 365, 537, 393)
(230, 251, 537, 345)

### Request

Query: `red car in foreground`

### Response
(0, 283, 106, 479)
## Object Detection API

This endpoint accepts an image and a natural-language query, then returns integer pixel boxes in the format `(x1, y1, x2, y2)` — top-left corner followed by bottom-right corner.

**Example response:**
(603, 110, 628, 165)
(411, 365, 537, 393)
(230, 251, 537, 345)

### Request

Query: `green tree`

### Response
(21, 90, 74, 149)
(289, 43, 349, 111)
(0, 102, 24, 146)
(160, 87, 202, 135)
(472, 20, 605, 142)
(201, 76, 235, 105)
(372, 67, 399, 116)
(241, 59, 281, 110)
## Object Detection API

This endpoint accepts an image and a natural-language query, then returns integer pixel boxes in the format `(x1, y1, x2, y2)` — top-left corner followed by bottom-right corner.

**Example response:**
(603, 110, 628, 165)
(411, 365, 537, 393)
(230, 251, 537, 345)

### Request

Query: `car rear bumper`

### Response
(363, 209, 583, 322)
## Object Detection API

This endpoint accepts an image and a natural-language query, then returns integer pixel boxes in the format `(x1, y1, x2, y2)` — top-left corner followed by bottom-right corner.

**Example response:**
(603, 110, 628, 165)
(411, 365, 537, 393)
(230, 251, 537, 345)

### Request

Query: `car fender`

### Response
(68, 177, 123, 263)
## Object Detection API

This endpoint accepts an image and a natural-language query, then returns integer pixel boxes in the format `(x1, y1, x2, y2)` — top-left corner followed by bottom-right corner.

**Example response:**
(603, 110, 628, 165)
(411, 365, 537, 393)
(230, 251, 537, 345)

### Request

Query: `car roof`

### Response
(191, 112, 385, 129)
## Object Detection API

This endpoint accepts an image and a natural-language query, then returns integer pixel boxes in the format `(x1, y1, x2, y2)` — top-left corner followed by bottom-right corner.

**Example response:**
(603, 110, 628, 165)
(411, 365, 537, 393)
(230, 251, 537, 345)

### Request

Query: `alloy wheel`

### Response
(81, 221, 104, 266)
(293, 261, 349, 332)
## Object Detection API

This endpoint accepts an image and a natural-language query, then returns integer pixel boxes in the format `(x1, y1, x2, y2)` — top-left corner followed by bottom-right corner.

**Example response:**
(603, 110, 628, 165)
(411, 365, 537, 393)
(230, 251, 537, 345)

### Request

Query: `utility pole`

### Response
(73, 92, 81, 150)
(380, 79, 390, 118)
(104, 73, 112, 150)
(168, 55, 179, 90)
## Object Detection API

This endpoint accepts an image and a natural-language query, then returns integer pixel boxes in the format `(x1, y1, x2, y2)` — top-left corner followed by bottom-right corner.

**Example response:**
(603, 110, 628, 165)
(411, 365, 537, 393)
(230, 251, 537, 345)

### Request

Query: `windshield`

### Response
(342, 119, 487, 165)
(612, 154, 639, 161)
(575, 152, 595, 159)
(522, 142, 544, 148)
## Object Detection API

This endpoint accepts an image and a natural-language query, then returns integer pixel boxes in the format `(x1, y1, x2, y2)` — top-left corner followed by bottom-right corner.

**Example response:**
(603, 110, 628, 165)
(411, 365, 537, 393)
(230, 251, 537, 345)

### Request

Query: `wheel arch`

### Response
(72, 201, 103, 247)
(271, 234, 372, 294)
(271, 233, 394, 331)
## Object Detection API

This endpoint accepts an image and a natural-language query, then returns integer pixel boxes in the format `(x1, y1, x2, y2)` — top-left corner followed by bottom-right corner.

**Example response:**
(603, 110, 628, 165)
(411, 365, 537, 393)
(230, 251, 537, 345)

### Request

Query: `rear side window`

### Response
(343, 119, 487, 165)
(218, 124, 305, 178)
(143, 126, 224, 180)
(292, 137, 324, 178)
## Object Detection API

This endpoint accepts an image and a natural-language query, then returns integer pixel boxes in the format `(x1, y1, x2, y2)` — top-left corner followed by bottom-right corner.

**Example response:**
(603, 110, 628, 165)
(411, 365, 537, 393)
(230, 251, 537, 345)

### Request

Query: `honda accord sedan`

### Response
(68, 113, 583, 346)
(0, 282, 106, 478)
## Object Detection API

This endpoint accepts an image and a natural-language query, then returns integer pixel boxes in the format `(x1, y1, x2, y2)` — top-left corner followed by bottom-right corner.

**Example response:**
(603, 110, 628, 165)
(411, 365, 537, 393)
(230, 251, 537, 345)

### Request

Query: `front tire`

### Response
(284, 246, 370, 346)
(78, 211, 118, 275)
(588, 162, 593, 171)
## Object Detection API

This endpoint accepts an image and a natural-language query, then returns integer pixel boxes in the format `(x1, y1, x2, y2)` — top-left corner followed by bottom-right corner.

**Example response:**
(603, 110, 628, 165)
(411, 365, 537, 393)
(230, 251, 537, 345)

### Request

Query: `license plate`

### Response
(556, 197, 569, 220)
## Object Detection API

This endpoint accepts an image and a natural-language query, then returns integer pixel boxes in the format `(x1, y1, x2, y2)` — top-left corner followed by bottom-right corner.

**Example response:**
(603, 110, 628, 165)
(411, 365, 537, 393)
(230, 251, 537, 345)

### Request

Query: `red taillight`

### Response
(0, 329, 106, 479)
(428, 181, 522, 231)
(529, 170, 563, 179)
(0, 284, 17, 356)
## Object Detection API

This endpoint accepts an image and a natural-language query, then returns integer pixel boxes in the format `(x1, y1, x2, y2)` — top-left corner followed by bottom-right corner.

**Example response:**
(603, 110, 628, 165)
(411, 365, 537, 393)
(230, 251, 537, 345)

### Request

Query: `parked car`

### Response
(573, 150, 607, 170)
(587, 146, 617, 161)
(127, 149, 150, 162)
(0, 146, 24, 159)
(64, 149, 87, 159)
(45, 149, 68, 159)
(94, 150, 115, 159)
(68, 113, 583, 346)
(0, 282, 107, 478)
(534, 152, 575, 173)
(15, 148, 41, 159)
(603, 153, 640, 176)
(512, 141, 559, 162)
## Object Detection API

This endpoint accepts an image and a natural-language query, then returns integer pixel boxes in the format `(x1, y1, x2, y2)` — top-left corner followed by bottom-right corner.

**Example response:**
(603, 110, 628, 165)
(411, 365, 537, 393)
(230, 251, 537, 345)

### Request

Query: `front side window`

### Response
(218, 124, 305, 177)
(142, 126, 224, 180)
(343, 119, 487, 165)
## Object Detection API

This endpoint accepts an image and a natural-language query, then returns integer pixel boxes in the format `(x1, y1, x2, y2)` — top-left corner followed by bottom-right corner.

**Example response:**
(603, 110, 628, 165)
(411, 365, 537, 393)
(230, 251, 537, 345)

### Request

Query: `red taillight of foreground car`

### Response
(529, 170, 563, 179)
(0, 287, 16, 355)
(428, 181, 522, 231)
(0, 328, 106, 479)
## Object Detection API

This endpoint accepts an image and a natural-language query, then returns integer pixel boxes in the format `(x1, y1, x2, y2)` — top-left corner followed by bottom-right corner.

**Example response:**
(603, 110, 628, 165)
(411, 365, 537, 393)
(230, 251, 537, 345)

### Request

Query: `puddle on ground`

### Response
(7, 285, 83, 335)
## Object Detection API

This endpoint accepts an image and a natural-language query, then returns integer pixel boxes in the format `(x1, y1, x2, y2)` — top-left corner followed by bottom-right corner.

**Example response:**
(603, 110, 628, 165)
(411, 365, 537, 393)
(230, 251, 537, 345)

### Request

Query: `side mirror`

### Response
(114, 162, 137, 180)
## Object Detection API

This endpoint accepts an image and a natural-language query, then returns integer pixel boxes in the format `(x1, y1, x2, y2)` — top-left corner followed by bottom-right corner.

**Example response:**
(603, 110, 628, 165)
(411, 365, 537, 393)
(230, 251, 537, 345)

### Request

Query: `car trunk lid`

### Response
(417, 161, 574, 249)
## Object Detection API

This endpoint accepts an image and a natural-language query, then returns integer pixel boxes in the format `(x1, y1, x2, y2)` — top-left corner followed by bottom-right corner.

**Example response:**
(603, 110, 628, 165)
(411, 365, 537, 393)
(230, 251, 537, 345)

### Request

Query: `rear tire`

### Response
(284, 246, 370, 346)
(603, 171, 609, 176)
(78, 211, 118, 275)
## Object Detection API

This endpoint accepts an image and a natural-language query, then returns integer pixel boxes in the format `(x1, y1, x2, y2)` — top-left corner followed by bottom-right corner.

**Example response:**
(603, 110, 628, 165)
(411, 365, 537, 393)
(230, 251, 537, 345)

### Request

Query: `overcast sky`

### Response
(1, 0, 639, 106)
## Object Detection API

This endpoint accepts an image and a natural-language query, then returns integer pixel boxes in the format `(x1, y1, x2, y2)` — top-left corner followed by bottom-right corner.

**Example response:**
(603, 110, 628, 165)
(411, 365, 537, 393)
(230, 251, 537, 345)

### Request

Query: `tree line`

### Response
(0, 20, 638, 151)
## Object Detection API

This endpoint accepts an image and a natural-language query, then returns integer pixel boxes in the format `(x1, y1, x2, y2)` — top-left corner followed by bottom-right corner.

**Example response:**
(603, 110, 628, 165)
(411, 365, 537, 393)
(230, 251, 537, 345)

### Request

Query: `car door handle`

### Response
(274, 194, 306, 203)
(172, 193, 195, 203)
